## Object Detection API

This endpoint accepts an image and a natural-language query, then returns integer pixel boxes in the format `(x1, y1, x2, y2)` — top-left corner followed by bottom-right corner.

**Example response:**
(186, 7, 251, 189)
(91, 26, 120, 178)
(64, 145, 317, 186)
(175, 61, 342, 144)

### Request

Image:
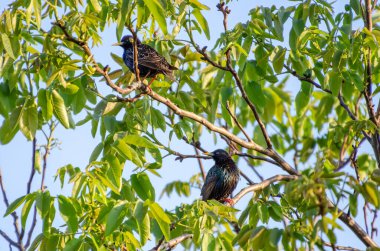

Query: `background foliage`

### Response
(0, 0, 379, 250)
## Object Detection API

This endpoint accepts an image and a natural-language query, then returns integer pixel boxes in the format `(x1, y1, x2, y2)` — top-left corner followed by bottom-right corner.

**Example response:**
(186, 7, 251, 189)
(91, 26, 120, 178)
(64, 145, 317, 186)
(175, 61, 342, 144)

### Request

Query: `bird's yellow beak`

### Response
(112, 42, 122, 46)
(204, 152, 213, 156)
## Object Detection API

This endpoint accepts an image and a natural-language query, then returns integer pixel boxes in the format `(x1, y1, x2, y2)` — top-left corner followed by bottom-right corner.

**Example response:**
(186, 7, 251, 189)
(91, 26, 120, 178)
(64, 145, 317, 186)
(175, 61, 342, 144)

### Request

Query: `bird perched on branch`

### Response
(201, 149, 240, 205)
(113, 35, 177, 86)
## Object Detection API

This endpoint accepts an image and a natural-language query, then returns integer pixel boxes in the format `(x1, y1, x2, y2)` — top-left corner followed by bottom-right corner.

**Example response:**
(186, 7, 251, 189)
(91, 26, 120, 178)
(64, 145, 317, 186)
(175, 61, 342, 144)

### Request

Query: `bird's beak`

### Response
(112, 42, 122, 46)
(204, 152, 213, 157)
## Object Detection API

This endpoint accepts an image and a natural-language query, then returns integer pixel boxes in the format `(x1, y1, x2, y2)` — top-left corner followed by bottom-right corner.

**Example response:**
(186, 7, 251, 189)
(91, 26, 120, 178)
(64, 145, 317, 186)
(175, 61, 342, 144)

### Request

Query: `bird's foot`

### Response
(221, 198, 235, 206)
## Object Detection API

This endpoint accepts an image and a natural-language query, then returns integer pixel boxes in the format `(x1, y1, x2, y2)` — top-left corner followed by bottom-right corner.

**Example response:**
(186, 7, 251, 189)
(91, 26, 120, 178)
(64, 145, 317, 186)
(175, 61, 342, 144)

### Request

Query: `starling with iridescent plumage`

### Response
(113, 35, 177, 82)
(201, 149, 240, 203)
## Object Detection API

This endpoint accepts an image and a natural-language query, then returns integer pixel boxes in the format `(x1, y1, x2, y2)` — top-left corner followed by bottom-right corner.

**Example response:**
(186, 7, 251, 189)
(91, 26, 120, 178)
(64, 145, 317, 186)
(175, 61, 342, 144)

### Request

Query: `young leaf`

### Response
(62, 238, 82, 251)
(192, 9, 210, 40)
(52, 90, 70, 129)
(58, 195, 78, 233)
(142, 0, 167, 34)
(131, 173, 155, 201)
(4, 194, 28, 216)
(148, 201, 170, 240)
(105, 201, 128, 236)
(124, 134, 157, 149)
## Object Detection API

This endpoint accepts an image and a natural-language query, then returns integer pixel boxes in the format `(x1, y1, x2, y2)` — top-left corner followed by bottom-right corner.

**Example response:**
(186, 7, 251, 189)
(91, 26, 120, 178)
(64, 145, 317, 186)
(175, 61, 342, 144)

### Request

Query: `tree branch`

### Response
(328, 200, 378, 248)
(193, 147, 206, 181)
(235, 152, 281, 167)
(283, 65, 358, 120)
(145, 89, 298, 175)
(322, 241, 361, 251)
(150, 234, 193, 251)
(225, 102, 252, 143)
(0, 229, 19, 248)
(26, 137, 37, 194)
(226, 48, 272, 149)
(231, 175, 298, 205)
(0, 169, 24, 250)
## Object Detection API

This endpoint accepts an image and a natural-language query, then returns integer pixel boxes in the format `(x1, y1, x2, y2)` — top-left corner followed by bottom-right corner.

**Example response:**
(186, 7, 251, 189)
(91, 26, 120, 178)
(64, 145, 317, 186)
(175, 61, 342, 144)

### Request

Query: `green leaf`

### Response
(295, 91, 309, 115)
(52, 90, 70, 129)
(363, 182, 379, 207)
(193, 9, 210, 40)
(189, 0, 210, 10)
(63, 238, 82, 251)
(113, 138, 143, 167)
(269, 228, 282, 247)
(329, 71, 342, 96)
(19, 99, 38, 140)
(142, 0, 168, 34)
(0, 106, 23, 144)
(89, 142, 103, 162)
(38, 89, 53, 121)
(36, 191, 51, 218)
(4, 195, 28, 216)
(106, 155, 123, 191)
(134, 201, 150, 245)
(117, 0, 131, 40)
(105, 201, 128, 236)
(124, 134, 157, 149)
(131, 173, 155, 201)
(89, 0, 101, 12)
(58, 196, 78, 233)
(21, 193, 36, 228)
(148, 201, 170, 240)
(272, 47, 286, 74)
(32, 0, 41, 29)
(28, 233, 44, 251)
(1, 33, 15, 59)
(151, 107, 166, 132)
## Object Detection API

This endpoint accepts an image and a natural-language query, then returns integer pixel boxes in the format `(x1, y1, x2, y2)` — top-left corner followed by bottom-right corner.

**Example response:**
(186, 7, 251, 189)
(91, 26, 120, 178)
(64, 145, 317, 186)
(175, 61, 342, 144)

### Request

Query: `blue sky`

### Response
(0, 0, 376, 250)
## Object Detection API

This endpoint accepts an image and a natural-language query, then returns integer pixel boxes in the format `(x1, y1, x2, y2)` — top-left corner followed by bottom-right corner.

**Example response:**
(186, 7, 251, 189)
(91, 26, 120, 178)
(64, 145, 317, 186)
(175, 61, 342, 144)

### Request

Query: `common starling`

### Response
(113, 35, 177, 84)
(201, 149, 240, 204)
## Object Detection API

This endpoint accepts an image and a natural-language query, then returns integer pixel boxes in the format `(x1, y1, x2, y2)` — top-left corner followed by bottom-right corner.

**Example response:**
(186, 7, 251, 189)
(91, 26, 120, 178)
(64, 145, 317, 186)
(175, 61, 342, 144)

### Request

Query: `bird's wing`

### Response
(201, 166, 219, 201)
(138, 45, 174, 71)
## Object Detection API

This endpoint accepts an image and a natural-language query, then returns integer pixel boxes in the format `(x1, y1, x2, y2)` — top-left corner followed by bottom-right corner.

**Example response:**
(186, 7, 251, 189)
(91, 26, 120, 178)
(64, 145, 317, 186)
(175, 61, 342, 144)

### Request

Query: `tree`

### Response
(0, 0, 379, 250)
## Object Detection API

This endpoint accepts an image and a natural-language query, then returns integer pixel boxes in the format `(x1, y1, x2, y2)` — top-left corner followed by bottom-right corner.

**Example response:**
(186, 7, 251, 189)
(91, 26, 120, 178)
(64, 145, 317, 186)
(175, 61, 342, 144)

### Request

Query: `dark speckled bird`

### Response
(201, 149, 240, 204)
(113, 35, 177, 84)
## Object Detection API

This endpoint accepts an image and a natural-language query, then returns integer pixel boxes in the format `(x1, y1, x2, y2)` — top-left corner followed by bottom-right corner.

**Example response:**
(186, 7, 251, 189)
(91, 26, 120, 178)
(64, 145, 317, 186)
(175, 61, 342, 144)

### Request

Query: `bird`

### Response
(113, 35, 177, 86)
(201, 149, 240, 205)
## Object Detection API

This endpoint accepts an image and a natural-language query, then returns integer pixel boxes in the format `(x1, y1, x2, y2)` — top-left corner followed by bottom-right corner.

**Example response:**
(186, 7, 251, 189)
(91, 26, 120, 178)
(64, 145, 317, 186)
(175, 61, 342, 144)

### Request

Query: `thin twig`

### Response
(336, 138, 366, 171)
(194, 147, 206, 181)
(182, 137, 208, 153)
(20, 137, 38, 240)
(328, 200, 378, 247)
(151, 234, 193, 251)
(24, 207, 36, 249)
(235, 152, 281, 167)
(26, 138, 37, 194)
(283, 65, 357, 120)
(239, 170, 255, 185)
(0, 229, 19, 248)
(150, 236, 165, 251)
(242, 156, 264, 181)
(322, 241, 361, 251)
(226, 50, 272, 149)
(225, 102, 252, 142)
(370, 209, 378, 239)
(174, 154, 211, 162)
(128, 26, 141, 83)
(364, 203, 369, 234)
(0, 169, 24, 250)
